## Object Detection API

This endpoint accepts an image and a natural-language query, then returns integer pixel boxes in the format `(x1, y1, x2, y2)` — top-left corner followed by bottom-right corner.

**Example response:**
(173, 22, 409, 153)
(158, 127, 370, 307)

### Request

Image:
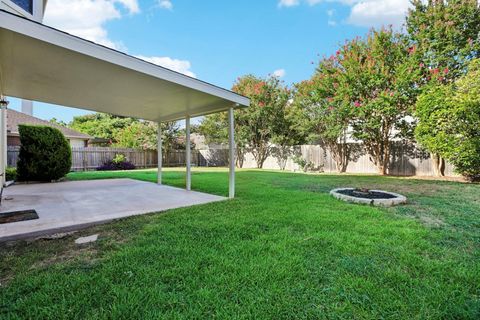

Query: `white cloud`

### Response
(136, 56, 196, 78)
(44, 0, 140, 49)
(158, 0, 173, 10)
(44, 1, 197, 78)
(347, 0, 411, 28)
(279, 0, 412, 28)
(327, 9, 337, 26)
(272, 69, 286, 78)
(278, 0, 300, 8)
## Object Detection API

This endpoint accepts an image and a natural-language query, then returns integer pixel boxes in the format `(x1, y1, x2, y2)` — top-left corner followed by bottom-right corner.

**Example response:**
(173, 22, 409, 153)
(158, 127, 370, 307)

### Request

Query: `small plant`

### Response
(5, 167, 17, 181)
(112, 154, 127, 164)
(97, 154, 135, 171)
(292, 155, 314, 172)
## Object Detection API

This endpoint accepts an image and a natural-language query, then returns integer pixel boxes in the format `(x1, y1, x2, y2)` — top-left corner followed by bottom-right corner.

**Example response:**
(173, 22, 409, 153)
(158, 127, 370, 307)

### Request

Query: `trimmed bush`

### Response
(5, 167, 17, 181)
(17, 125, 72, 181)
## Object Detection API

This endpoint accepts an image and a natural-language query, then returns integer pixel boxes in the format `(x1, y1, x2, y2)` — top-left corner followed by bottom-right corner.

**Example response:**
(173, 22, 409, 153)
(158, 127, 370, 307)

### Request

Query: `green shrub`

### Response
(112, 154, 126, 164)
(415, 59, 480, 181)
(5, 167, 17, 181)
(17, 125, 72, 181)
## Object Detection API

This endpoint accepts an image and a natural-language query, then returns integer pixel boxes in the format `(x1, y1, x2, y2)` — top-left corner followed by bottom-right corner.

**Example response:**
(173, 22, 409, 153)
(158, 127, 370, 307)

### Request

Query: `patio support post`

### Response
(228, 107, 235, 199)
(157, 122, 162, 184)
(186, 115, 191, 191)
(0, 97, 7, 186)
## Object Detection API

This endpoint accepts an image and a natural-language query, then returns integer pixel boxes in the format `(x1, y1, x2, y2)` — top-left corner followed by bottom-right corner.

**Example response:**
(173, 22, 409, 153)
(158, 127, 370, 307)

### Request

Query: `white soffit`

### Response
(0, 10, 249, 122)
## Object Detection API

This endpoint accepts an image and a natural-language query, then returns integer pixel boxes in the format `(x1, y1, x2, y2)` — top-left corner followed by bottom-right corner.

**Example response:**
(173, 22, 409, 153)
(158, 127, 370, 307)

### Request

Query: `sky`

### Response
(8, 0, 412, 123)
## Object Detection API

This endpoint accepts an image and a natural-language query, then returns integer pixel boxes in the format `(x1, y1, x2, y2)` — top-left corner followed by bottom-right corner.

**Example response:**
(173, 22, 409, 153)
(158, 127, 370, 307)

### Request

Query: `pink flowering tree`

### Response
(292, 58, 354, 173)
(200, 75, 294, 169)
(232, 75, 292, 168)
(336, 28, 421, 175)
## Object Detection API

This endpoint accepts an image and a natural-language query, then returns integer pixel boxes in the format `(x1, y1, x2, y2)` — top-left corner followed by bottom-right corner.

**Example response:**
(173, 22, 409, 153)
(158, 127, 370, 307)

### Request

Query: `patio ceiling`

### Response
(0, 10, 249, 122)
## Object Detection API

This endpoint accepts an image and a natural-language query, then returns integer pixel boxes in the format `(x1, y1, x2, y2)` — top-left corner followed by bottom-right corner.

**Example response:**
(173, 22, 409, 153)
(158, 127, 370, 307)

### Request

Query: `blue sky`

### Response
(8, 0, 411, 122)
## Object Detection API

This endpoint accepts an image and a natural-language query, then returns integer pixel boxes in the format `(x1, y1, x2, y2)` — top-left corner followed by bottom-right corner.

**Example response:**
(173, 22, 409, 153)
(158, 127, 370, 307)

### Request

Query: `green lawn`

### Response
(1, 169, 479, 319)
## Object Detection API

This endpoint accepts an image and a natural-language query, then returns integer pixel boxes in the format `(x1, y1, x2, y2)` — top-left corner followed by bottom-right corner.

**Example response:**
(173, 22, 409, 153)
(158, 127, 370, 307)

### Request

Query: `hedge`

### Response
(17, 125, 72, 181)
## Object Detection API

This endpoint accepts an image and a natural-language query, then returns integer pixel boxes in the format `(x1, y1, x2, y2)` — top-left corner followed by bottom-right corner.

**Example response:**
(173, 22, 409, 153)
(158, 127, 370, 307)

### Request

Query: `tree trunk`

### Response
(236, 146, 244, 168)
(277, 146, 289, 171)
(431, 153, 445, 177)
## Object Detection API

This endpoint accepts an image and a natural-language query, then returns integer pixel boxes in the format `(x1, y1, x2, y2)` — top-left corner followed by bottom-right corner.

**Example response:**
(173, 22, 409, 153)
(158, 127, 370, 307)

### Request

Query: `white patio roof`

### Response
(0, 10, 249, 122)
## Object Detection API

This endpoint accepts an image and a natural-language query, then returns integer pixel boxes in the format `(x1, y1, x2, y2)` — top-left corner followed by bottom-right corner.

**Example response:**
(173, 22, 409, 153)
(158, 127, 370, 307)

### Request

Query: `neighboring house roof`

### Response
(7, 109, 92, 140)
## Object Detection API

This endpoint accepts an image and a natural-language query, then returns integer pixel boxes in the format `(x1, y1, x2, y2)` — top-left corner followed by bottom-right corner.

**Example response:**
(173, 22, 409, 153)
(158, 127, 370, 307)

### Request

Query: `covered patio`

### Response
(0, 10, 249, 240)
(0, 178, 225, 241)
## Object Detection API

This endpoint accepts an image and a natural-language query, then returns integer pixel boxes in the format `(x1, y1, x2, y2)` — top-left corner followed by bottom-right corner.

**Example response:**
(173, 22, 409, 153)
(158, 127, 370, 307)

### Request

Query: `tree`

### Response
(416, 59, 480, 181)
(115, 121, 158, 150)
(292, 58, 354, 173)
(407, 0, 480, 81)
(270, 100, 307, 170)
(325, 28, 421, 175)
(200, 75, 292, 169)
(232, 75, 290, 168)
(448, 59, 480, 180)
(199, 111, 249, 167)
(414, 81, 454, 176)
(49, 118, 67, 127)
(69, 113, 136, 143)
(407, 0, 480, 175)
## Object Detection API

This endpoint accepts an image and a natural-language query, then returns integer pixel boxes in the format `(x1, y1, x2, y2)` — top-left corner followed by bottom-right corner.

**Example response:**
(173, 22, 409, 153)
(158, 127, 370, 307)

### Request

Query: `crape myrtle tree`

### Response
(232, 75, 292, 169)
(292, 58, 354, 173)
(339, 28, 421, 175)
(407, 0, 480, 176)
(270, 98, 307, 170)
(200, 75, 297, 169)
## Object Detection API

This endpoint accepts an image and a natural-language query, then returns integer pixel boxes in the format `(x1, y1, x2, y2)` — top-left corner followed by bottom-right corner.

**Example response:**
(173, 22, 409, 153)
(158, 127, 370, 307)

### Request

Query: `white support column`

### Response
(228, 107, 235, 199)
(0, 98, 7, 186)
(185, 115, 191, 191)
(157, 122, 162, 184)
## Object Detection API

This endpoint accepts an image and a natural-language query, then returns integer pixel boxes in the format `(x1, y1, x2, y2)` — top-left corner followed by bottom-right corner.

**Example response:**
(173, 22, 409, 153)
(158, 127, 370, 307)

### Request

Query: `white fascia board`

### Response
(0, 11, 250, 108)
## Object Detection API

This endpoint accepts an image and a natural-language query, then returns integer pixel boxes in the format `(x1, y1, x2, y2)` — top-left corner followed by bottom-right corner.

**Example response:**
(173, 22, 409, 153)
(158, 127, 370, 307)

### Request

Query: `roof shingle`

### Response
(7, 109, 91, 140)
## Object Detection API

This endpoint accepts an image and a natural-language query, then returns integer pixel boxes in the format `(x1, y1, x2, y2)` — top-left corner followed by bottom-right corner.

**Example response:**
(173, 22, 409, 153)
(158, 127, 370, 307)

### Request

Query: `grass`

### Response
(1, 168, 479, 319)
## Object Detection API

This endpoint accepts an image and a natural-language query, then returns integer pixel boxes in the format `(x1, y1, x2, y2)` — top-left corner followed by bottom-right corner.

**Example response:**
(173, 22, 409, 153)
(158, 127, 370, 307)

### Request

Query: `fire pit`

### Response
(330, 188, 406, 207)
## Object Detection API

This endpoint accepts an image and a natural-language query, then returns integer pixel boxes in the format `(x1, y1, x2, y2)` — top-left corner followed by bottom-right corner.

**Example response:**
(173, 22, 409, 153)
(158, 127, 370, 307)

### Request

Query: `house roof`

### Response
(7, 109, 92, 140)
(0, 10, 249, 122)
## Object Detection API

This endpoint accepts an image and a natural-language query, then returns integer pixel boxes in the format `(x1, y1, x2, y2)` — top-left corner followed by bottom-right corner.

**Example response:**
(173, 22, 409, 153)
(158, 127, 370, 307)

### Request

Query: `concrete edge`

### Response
(0, 196, 228, 243)
(330, 188, 407, 207)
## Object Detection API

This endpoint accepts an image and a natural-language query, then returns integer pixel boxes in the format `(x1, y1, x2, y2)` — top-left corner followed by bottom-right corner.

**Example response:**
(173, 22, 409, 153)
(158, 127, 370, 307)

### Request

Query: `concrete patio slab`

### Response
(0, 179, 225, 242)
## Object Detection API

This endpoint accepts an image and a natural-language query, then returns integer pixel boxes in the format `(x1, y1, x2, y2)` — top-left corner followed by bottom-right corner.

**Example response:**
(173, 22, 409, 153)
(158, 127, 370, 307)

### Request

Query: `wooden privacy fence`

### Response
(7, 142, 458, 177)
(7, 146, 213, 171)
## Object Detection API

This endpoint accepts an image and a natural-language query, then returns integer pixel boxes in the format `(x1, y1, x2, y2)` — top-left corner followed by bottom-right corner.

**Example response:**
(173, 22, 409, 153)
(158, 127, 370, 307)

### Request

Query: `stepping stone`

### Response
(75, 234, 99, 244)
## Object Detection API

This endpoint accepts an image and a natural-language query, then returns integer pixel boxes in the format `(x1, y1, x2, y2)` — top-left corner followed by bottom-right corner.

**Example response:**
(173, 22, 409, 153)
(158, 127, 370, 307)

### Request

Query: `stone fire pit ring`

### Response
(330, 188, 407, 207)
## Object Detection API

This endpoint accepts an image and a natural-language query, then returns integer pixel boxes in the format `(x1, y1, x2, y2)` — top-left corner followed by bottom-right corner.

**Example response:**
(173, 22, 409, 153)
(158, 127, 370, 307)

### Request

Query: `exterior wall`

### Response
(7, 135, 20, 147)
(68, 138, 88, 148)
(7, 135, 88, 148)
(0, 0, 45, 22)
